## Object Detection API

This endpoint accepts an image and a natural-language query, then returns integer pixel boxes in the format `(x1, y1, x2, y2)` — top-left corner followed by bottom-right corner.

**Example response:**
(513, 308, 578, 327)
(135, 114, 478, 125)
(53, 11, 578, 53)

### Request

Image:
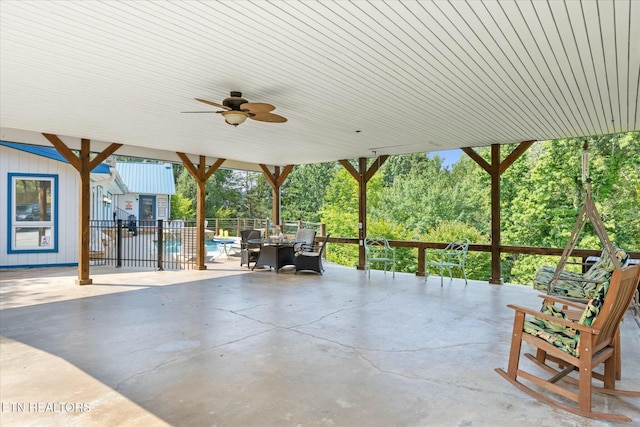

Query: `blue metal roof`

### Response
(115, 162, 176, 195)
(0, 140, 111, 174)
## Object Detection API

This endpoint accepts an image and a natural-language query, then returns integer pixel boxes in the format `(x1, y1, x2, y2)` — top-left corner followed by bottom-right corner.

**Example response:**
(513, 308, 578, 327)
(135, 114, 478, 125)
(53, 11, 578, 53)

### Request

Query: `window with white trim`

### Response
(9, 173, 57, 253)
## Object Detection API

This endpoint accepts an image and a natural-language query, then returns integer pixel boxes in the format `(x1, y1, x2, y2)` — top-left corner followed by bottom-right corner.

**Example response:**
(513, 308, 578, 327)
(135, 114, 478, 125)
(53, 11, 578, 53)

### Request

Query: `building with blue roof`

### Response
(113, 162, 176, 223)
(1, 141, 176, 268)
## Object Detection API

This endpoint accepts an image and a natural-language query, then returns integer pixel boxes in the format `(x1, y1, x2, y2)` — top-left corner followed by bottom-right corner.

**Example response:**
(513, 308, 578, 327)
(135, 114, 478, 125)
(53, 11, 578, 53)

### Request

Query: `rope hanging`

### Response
(547, 141, 621, 293)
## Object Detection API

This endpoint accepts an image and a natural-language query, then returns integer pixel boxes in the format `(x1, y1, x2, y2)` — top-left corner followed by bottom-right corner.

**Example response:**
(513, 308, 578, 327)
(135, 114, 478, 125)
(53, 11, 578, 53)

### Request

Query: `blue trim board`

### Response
(7, 173, 59, 254)
(0, 140, 110, 173)
(0, 263, 78, 269)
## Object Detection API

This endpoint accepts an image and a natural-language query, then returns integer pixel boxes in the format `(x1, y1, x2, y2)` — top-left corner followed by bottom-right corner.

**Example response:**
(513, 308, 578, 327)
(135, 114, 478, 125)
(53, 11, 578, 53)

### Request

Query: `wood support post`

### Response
(489, 144, 503, 284)
(259, 164, 294, 229)
(339, 155, 388, 270)
(176, 153, 225, 270)
(462, 140, 534, 285)
(43, 133, 122, 285)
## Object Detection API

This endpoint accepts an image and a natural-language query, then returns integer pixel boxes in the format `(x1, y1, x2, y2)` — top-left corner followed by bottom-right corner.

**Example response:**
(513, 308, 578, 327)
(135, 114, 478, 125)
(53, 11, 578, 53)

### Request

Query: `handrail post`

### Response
(417, 244, 426, 276)
(157, 219, 164, 271)
(116, 219, 123, 267)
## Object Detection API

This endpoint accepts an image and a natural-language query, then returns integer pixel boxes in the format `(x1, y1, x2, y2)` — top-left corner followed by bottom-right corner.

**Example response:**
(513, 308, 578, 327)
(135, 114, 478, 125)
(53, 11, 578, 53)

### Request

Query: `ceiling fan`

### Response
(183, 91, 287, 126)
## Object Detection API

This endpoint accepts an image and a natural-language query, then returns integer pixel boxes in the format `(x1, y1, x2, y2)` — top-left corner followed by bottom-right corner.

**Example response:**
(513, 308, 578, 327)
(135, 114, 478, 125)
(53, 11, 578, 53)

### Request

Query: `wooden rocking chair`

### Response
(496, 264, 640, 422)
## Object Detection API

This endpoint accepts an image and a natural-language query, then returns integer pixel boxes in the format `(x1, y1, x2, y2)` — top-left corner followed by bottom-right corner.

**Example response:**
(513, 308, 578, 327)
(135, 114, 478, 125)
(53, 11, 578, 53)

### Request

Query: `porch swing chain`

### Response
(582, 140, 589, 186)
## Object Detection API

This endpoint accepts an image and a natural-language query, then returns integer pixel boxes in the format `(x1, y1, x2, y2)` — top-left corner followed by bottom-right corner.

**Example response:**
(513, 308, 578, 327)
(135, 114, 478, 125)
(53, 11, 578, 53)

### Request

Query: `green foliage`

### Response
(173, 166, 271, 219)
(282, 163, 338, 222)
(374, 154, 489, 235)
(321, 168, 359, 266)
(169, 193, 195, 220)
(167, 132, 638, 286)
(500, 133, 639, 284)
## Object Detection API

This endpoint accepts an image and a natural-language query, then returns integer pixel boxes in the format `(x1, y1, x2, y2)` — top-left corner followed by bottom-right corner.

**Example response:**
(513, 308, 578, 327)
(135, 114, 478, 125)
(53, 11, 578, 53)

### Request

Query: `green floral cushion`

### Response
(532, 266, 592, 297)
(584, 247, 629, 279)
(524, 278, 611, 357)
(578, 279, 610, 326)
(524, 304, 579, 356)
(532, 247, 627, 299)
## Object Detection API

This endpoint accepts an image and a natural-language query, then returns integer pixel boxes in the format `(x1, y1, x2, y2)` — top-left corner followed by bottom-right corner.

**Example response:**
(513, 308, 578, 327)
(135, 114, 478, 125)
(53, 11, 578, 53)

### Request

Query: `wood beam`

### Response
(339, 160, 359, 180)
(339, 156, 386, 270)
(358, 158, 367, 269)
(176, 153, 226, 270)
(42, 134, 122, 285)
(272, 167, 281, 227)
(259, 164, 295, 228)
(78, 139, 92, 284)
(364, 155, 389, 182)
(463, 141, 535, 284)
(462, 147, 490, 174)
(489, 144, 503, 284)
(43, 133, 122, 171)
(499, 140, 535, 175)
(43, 133, 81, 170)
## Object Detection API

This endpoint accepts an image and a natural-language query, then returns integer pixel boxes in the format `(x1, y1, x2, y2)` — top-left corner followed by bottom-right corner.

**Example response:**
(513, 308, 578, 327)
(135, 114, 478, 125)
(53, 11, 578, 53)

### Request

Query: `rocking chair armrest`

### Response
(506, 304, 600, 335)
(536, 294, 588, 309)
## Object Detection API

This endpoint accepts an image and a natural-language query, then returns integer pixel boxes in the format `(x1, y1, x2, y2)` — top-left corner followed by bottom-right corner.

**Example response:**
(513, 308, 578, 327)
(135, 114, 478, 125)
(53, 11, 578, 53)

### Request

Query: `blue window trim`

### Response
(7, 173, 59, 254)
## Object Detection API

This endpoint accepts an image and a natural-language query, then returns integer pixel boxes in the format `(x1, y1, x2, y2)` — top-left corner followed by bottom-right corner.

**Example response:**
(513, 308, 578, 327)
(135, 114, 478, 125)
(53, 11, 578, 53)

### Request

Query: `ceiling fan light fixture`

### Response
(221, 110, 248, 126)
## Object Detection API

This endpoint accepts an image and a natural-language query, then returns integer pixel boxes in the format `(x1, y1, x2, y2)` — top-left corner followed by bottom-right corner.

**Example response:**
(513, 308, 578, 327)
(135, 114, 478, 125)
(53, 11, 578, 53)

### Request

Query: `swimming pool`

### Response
(164, 240, 222, 254)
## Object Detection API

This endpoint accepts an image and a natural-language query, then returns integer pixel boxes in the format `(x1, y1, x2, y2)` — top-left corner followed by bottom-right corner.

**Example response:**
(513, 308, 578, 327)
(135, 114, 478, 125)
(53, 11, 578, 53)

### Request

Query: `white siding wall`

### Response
(0, 146, 79, 267)
(116, 193, 140, 219)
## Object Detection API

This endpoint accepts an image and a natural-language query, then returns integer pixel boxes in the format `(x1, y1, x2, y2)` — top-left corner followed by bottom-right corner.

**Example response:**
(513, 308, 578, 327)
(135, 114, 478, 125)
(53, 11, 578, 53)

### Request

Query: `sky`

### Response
(429, 149, 462, 169)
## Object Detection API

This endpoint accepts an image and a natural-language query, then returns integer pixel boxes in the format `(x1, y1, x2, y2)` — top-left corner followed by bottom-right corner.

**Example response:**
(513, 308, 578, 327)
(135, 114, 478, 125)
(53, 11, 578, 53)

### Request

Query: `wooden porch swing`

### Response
(532, 141, 627, 301)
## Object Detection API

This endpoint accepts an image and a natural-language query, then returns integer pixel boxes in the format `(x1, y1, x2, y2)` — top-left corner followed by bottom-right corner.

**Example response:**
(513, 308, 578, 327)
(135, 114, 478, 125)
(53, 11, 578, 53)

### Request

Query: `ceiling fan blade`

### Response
(240, 102, 275, 113)
(195, 98, 230, 110)
(181, 111, 222, 113)
(250, 113, 287, 123)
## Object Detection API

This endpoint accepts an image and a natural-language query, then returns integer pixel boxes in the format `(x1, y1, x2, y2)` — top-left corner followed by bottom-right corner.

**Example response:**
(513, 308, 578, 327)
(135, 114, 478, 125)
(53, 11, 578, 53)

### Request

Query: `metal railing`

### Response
(89, 218, 326, 270)
(90, 219, 197, 270)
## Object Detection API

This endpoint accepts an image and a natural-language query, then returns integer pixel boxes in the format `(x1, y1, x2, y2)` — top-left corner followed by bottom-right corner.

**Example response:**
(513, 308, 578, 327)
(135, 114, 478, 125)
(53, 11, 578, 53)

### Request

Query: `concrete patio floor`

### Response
(1, 259, 639, 427)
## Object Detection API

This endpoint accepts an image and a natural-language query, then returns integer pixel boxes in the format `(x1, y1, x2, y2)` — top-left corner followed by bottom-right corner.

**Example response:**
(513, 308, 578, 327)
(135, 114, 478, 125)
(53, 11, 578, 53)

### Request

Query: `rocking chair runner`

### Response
(496, 265, 640, 422)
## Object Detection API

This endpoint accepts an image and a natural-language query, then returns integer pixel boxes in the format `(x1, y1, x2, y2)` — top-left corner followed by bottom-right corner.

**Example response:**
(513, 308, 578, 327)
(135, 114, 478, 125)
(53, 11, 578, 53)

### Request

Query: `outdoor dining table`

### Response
(211, 236, 237, 258)
(248, 238, 304, 273)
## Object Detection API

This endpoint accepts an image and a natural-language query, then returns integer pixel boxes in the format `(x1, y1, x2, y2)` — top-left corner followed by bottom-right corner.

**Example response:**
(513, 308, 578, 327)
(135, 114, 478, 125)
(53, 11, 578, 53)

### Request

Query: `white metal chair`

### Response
(424, 238, 469, 286)
(364, 235, 396, 278)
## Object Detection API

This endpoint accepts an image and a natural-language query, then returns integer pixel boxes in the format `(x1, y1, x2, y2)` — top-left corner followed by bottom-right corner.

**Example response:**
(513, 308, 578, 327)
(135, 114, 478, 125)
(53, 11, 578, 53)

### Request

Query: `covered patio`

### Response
(1, 260, 638, 426)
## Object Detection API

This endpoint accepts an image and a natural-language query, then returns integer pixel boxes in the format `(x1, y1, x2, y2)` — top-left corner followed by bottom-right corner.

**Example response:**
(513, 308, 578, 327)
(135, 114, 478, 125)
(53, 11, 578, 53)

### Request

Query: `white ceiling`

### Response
(1, 0, 638, 168)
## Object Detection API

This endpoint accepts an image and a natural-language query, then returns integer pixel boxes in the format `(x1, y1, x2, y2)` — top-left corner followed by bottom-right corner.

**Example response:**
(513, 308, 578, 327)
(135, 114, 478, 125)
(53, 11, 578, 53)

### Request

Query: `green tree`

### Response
(282, 162, 338, 222)
(169, 193, 195, 220)
(321, 168, 360, 267)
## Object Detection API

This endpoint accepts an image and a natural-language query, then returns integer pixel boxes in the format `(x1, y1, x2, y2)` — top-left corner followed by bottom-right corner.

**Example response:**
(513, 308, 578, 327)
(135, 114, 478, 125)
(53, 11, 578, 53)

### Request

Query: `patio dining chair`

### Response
(495, 265, 640, 422)
(295, 234, 330, 275)
(239, 229, 262, 269)
(364, 235, 396, 278)
(424, 238, 469, 286)
(293, 228, 316, 254)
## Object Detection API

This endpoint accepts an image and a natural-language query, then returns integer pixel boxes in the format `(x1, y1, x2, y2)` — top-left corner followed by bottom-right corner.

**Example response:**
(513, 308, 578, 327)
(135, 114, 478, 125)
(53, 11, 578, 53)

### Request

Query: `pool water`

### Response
(164, 240, 221, 254)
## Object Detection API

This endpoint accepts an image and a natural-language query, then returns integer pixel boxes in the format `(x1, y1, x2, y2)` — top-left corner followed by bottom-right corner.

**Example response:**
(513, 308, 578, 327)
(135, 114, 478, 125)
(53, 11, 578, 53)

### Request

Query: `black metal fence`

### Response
(89, 219, 197, 270)
(89, 218, 326, 270)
